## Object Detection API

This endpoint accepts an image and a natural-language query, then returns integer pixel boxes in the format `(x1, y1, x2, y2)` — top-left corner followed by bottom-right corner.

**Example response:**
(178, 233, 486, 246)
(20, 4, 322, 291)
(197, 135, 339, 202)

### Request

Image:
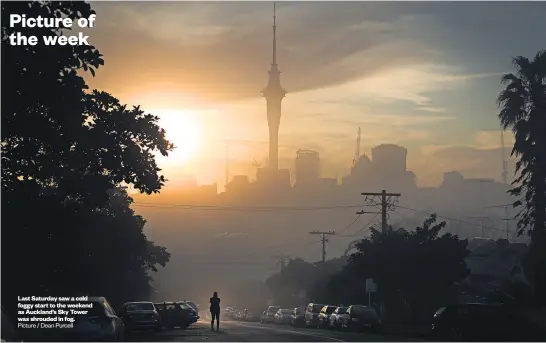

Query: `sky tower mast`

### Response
(262, 2, 286, 171)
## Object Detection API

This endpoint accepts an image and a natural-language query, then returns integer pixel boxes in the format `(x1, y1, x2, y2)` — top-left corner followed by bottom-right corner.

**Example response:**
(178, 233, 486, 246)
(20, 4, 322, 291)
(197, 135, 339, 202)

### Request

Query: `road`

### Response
(127, 319, 417, 342)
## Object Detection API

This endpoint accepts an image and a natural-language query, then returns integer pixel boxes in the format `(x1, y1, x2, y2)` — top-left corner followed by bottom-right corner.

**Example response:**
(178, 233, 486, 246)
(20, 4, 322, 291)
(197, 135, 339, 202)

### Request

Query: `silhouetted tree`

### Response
(265, 257, 346, 307)
(347, 215, 469, 326)
(497, 49, 546, 304)
(1, 0, 173, 314)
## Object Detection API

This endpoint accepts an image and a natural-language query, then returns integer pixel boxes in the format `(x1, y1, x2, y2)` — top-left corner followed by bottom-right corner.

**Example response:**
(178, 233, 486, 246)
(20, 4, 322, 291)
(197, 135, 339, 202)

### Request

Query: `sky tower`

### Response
(262, 2, 286, 171)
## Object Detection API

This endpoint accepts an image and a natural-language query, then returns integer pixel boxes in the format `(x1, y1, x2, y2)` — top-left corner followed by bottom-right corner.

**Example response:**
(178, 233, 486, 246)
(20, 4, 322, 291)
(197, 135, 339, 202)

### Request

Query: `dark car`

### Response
(342, 305, 381, 332)
(430, 303, 538, 341)
(178, 301, 199, 324)
(317, 305, 338, 329)
(34, 296, 125, 341)
(154, 302, 196, 329)
(120, 301, 161, 332)
(184, 301, 199, 318)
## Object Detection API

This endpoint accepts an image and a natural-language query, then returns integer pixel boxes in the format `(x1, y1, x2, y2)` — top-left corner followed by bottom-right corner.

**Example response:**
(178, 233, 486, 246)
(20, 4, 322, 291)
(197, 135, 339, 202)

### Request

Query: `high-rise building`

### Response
(262, 3, 286, 171)
(371, 144, 407, 172)
(295, 149, 320, 187)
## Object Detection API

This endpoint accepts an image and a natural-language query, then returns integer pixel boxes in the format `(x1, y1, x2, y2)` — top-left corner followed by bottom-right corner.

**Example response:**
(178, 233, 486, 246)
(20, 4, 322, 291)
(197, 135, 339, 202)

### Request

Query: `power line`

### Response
(131, 202, 364, 212)
(395, 205, 513, 234)
(336, 200, 378, 233)
(190, 261, 275, 265)
(337, 213, 380, 238)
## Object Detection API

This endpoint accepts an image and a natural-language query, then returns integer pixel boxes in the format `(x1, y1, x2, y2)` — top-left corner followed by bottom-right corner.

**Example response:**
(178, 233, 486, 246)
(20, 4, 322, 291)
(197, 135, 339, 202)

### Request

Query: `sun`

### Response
(157, 110, 202, 164)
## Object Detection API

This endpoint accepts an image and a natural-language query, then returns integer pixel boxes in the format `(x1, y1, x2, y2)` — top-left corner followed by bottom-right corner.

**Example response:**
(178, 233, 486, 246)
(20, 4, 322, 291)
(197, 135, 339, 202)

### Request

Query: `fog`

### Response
(133, 146, 524, 310)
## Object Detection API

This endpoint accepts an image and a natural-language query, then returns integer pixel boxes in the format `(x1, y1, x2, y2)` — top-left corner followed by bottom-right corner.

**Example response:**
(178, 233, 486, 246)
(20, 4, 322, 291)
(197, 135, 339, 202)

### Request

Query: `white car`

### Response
(273, 309, 293, 324)
(329, 306, 349, 330)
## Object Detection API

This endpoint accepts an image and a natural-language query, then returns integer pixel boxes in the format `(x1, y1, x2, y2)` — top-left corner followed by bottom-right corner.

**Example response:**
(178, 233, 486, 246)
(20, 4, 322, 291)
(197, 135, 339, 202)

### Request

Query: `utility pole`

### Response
(309, 230, 335, 263)
(501, 218, 511, 241)
(361, 190, 401, 232)
(469, 216, 489, 238)
(500, 210, 516, 242)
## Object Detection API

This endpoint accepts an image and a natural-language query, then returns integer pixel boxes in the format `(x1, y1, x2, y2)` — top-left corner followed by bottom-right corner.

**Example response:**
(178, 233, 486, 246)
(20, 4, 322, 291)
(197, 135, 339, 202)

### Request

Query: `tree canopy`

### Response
(346, 215, 469, 324)
(497, 49, 546, 236)
(265, 257, 347, 307)
(1, 0, 173, 315)
(497, 49, 546, 305)
(265, 215, 469, 328)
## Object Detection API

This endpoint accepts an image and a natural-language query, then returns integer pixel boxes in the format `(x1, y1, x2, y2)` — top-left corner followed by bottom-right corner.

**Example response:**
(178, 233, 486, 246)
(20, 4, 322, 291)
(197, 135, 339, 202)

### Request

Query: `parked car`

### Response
(290, 307, 306, 327)
(329, 306, 348, 330)
(261, 306, 280, 324)
(235, 311, 244, 320)
(245, 310, 260, 322)
(317, 305, 338, 328)
(228, 308, 239, 320)
(430, 303, 538, 341)
(304, 302, 324, 327)
(341, 305, 381, 332)
(154, 301, 196, 329)
(72, 297, 125, 341)
(120, 301, 161, 332)
(13, 296, 124, 342)
(180, 302, 199, 325)
(60, 296, 125, 341)
(273, 309, 293, 325)
(184, 301, 199, 317)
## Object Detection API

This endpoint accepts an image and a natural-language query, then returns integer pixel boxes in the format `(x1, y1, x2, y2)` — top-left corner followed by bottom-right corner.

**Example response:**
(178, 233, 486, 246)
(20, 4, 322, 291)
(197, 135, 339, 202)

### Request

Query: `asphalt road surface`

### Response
(127, 319, 417, 342)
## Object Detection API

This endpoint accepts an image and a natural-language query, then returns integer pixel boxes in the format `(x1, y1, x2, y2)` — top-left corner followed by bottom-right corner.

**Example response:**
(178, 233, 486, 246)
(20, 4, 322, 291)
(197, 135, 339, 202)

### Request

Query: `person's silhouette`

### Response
(209, 292, 221, 331)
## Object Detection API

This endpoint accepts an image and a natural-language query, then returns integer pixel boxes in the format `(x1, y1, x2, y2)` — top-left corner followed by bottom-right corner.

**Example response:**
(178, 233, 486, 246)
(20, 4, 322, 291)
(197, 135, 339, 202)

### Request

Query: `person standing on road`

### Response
(209, 292, 221, 331)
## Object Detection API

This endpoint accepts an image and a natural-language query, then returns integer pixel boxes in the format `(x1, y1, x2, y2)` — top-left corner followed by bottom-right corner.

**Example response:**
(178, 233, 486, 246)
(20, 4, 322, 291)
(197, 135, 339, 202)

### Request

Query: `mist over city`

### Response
(2, 1, 546, 342)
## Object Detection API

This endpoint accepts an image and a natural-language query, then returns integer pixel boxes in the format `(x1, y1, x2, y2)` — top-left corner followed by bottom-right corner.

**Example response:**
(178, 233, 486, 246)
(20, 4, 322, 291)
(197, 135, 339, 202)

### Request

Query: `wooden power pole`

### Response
(309, 230, 335, 263)
(361, 190, 401, 232)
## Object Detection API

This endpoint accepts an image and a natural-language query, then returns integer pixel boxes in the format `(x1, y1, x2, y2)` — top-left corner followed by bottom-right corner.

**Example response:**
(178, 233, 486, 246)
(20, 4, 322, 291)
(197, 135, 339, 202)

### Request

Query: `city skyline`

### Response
(83, 1, 546, 188)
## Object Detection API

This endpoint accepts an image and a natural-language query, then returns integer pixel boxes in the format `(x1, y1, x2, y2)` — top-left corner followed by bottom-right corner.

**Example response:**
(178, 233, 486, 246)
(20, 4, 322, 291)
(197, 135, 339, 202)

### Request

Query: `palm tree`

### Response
(497, 49, 546, 237)
(498, 49, 546, 305)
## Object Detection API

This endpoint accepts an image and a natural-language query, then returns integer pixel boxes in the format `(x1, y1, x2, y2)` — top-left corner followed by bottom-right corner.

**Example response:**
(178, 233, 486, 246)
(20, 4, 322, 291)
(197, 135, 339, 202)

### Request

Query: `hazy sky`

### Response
(84, 1, 546, 188)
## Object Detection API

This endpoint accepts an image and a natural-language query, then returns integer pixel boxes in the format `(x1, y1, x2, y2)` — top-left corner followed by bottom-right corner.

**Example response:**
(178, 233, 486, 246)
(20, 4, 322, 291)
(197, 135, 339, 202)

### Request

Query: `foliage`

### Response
(1, 0, 173, 313)
(497, 48, 546, 305)
(497, 49, 546, 236)
(264, 216, 469, 326)
(265, 257, 346, 307)
(344, 215, 469, 324)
